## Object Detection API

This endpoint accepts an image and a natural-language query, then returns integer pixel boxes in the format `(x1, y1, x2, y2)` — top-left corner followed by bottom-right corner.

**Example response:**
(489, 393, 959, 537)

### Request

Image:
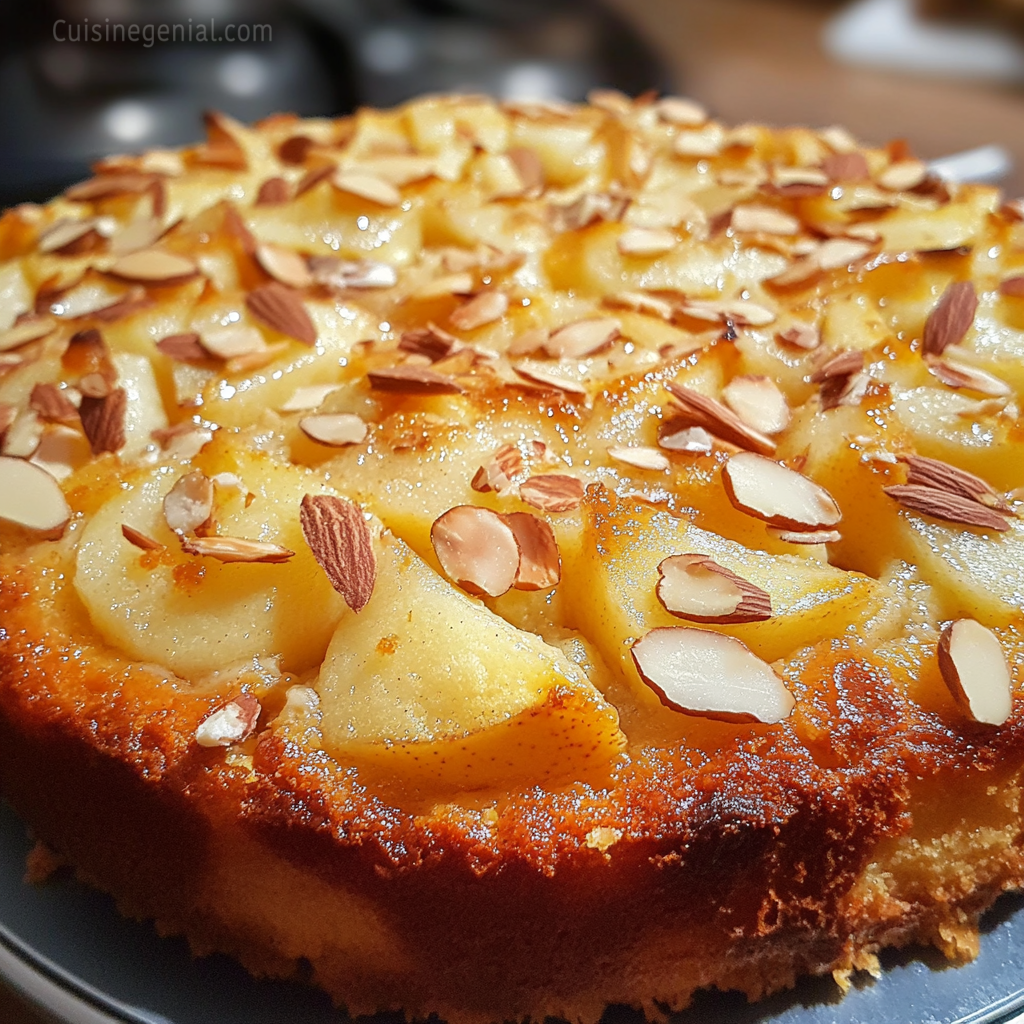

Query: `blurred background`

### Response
(4, 0, 1024, 208)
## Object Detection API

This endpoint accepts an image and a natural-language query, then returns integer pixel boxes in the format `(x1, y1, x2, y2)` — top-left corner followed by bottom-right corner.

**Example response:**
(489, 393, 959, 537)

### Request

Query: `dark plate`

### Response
(2, 800, 1023, 1024)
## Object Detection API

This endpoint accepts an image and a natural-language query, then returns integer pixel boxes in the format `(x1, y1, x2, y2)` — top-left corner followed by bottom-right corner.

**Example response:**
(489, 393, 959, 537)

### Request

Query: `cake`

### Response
(0, 91, 1022, 1023)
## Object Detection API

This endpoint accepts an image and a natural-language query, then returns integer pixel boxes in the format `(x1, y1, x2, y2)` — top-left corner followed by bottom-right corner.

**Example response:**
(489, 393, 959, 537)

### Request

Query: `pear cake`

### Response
(0, 91, 1023, 1023)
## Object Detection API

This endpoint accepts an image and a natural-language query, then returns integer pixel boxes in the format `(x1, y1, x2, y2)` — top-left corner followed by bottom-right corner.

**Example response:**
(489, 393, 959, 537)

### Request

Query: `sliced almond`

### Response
(809, 349, 863, 383)
(507, 327, 550, 357)
(772, 166, 828, 189)
(603, 290, 675, 321)
(157, 332, 207, 363)
(299, 494, 376, 611)
(617, 228, 676, 256)
(181, 535, 294, 563)
(0, 317, 56, 353)
(658, 424, 715, 454)
(2, 410, 42, 458)
(200, 324, 267, 361)
(0, 404, 15, 442)
(246, 283, 317, 346)
(544, 318, 621, 359)
(820, 371, 871, 411)
(550, 193, 628, 232)
(256, 177, 290, 206)
(937, 619, 1012, 726)
(631, 626, 794, 723)
(449, 291, 508, 332)
(278, 135, 314, 165)
(680, 299, 776, 328)
(299, 413, 367, 447)
(197, 111, 247, 169)
(656, 97, 708, 126)
(333, 171, 401, 207)
(656, 554, 772, 624)
(279, 384, 341, 412)
(78, 387, 127, 454)
(674, 128, 723, 158)
(767, 527, 842, 545)
(108, 249, 198, 284)
(64, 172, 160, 202)
(347, 155, 435, 186)
(926, 357, 1012, 397)
(999, 275, 1024, 298)
(0, 456, 71, 537)
(38, 218, 106, 254)
(367, 365, 465, 395)
(502, 512, 561, 590)
(163, 470, 214, 535)
(29, 383, 78, 422)
(883, 484, 1010, 531)
(607, 445, 670, 472)
(814, 238, 873, 271)
(399, 323, 461, 362)
(295, 163, 336, 197)
(730, 205, 800, 235)
(412, 272, 475, 301)
(506, 147, 544, 195)
(472, 443, 526, 494)
(512, 363, 588, 396)
(664, 382, 776, 455)
(310, 256, 397, 291)
(899, 454, 1009, 511)
(721, 376, 790, 435)
(777, 323, 821, 350)
(878, 159, 927, 191)
(255, 244, 313, 289)
(431, 505, 520, 598)
(121, 524, 163, 551)
(821, 152, 869, 182)
(923, 281, 977, 356)
(723, 452, 842, 530)
(519, 474, 584, 513)
(195, 694, 261, 748)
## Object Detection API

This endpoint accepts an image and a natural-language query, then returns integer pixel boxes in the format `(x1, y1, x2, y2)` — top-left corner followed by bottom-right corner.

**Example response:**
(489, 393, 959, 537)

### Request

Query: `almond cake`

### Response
(0, 92, 1022, 1023)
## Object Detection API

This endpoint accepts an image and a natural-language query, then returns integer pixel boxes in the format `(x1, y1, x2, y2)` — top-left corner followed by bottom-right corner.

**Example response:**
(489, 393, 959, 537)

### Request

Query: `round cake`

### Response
(0, 92, 1022, 1022)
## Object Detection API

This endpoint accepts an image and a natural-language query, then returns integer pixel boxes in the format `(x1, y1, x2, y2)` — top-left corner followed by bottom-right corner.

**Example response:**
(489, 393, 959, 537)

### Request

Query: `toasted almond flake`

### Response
(0, 456, 71, 537)
(472, 443, 526, 494)
(278, 134, 314, 164)
(631, 627, 794, 723)
(299, 413, 367, 447)
(78, 387, 126, 455)
(246, 282, 317, 346)
(309, 256, 397, 290)
(658, 424, 715, 453)
(501, 511, 561, 590)
(121, 524, 163, 551)
(656, 553, 772, 624)
(152, 423, 213, 460)
(519, 474, 584, 513)
(923, 281, 978, 357)
(431, 505, 520, 597)
(108, 249, 198, 284)
(449, 290, 508, 331)
(512, 363, 588, 396)
(399, 323, 461, 362)
(617, 227, 676, 256)
(195, 694, 261, 748)
(777, 323, 820, 350)
(256, 176, 290, 206)
(333, 171, 401, 207)
(0, 404, 15, 441)
(680, 299, 776, 328)
(551, 192, 628, 232)
(665, 382, 776, 455)
(0, 317, 56, 353)
(255, 243, 313, 289)
(2, 410, 42, 458)
(347, 155, 436, 186)
(820, 125, 859, 153)
(507, 327, 549, 357)
(299, 494, 376, 610)
(603, 290, 675, 321)
(294, 163, 336, 197)
(767, 258, 822, 289)
(200, 324, 266, 361)
(814, 238, 873, 270)
(157, 332, 207, 363)
(588, 88, 632, 115)
(731, 205, 801, 235)
(721, 375, 791, 435)
(367, 365, 465, 395)
(108, 217, 167, 258)
(956, 397, 1007, 419)
(279, 383, 341, 412)
(64, 172, 160, 202)
(809, 349, 864, 383)
(607, 445, 670, 472)
(999, 275, 1024, 298)
(544, 318, 621, 359)
(898, 454, 1010, 511)
(197, 111, 248, 169)
(938, 619, 1012, 726)
(820, 371, 871, 410)
(38, 218, 105, 254)
(926, 356, 1011, 397)
(29, 383, 78, 422)
(723, 452, 842, 530)
(506, 147, 544, 194)
(878, 159, 927, 191)
(78, 373, 112, 400)
(656, 96, 708, 126)
(163, 470, 214, 535)
(822, 152, 869, 182)
(412, 272, 475, 300)
(884, 484, 1009, 531)
(225, 343, 288, 376)
(181, 535, 294, 563)
(767, 527, 842, 545)
(773, 166, 829, 188)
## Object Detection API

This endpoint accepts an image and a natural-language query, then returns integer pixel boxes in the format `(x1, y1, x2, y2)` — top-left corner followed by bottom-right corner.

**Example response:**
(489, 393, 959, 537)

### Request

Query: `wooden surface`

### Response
(3, 2, 1024, 1021)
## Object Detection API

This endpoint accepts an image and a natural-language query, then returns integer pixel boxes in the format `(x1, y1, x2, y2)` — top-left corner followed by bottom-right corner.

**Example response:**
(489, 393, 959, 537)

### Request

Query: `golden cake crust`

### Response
(0, 92, 1023, 1021)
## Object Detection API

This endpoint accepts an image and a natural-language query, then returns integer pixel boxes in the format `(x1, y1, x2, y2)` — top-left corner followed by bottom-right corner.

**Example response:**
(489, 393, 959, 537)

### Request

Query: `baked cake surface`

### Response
(0, 91, 1023, 1022)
